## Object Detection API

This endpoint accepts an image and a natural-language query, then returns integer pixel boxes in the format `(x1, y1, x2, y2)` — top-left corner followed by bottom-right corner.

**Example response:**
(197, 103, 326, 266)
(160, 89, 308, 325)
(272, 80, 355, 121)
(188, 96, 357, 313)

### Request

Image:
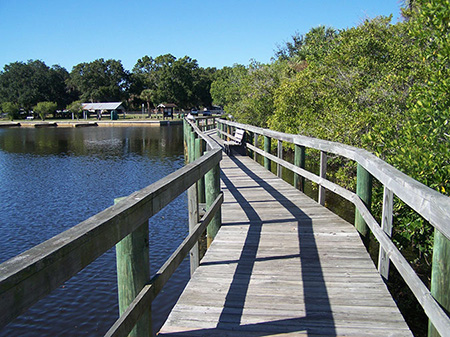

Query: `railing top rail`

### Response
(217, 119, 450, 240)
(186, 117, 221, 151)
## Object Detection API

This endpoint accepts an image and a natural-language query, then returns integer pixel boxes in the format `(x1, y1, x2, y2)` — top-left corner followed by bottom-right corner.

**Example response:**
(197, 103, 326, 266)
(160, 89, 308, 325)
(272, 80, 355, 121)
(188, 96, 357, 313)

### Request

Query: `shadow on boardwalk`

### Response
(161, 154, 337, 336)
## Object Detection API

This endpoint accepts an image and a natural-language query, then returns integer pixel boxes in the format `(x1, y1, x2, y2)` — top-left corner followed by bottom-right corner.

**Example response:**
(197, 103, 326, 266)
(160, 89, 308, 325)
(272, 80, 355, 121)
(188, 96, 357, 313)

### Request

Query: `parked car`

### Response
(190, 108, 198, 116)
(203, 109, 211, 116)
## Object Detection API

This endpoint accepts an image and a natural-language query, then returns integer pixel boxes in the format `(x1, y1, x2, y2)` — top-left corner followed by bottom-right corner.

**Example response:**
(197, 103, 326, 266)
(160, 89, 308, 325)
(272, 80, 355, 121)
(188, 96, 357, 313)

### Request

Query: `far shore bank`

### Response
(0, 119, 184, 128)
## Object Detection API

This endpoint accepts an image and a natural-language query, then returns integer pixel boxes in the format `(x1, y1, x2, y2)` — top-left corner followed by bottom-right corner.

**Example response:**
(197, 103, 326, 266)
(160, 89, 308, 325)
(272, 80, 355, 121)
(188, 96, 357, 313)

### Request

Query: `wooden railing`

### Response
(217, 118, 450, 337)
(0, 118, 222, 337)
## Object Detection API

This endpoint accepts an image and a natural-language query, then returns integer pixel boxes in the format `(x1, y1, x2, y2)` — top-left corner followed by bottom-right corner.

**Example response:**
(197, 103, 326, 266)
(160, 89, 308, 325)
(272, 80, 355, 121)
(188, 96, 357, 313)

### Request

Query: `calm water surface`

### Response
(0, 125, 189, 336)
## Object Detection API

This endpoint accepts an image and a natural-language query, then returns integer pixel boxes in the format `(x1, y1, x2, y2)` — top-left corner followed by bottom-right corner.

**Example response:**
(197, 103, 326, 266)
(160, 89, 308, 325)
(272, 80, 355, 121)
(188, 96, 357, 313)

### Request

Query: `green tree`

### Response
(66, 100, 83, 120)
(1, 102, 19, 121)
(34, 101, 57, 121)
(139, 89, 153, 115)
(68, 58, 129, 103)
(275, 25, 337, 62)
(210, 64, 247, 110)
(132, 54, 213, 109)
(0, 60, 72, 110)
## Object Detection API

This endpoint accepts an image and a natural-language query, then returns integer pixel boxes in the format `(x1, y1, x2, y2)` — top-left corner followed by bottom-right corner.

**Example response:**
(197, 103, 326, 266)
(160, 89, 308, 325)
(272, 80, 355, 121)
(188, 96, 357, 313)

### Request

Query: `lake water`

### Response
(0, 125, 190, 336)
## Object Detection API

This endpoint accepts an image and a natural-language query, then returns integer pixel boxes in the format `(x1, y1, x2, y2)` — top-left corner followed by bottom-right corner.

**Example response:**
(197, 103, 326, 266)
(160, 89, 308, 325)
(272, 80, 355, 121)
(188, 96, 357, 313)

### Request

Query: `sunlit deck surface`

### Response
(159, 139, 412, 336)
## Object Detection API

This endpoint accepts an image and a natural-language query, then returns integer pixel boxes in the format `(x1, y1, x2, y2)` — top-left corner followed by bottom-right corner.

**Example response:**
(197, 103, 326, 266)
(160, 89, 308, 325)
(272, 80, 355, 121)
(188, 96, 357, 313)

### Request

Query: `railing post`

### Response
(187, 180, 199, 276)
(253, 133, 258, 161)
(114, 198, 151, 337)
(277, 140, 283, 178)
(378, 186, 393, 280)
(220, 122, 224, 139)
(183, 119, 189, 162)
(294, 144, 306, 192)
(264, 135, 271, 171)
(318, 151, 327, 205)
(188, 126, 202, 274)
(195, 137, 206, 203)
(428, 229, 450, 337)
(189, 125, 196, 163)
(205, 161, 221, 247)
(355, 163, 373, 238)
(247, 131, 254, 158)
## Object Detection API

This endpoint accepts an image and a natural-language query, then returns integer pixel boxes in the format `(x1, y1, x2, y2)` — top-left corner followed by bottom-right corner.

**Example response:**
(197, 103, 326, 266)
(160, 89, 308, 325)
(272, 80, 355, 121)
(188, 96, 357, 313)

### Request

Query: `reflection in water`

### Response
(0, 126, 189, 336)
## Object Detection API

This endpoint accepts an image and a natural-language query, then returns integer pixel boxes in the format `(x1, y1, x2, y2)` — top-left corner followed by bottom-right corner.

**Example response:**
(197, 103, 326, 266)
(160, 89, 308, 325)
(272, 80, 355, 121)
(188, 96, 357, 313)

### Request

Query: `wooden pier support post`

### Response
(220, 122, 225, 139)
(114, 198, 151, 337)
(183, 119, 189, 162)
(294, 144, 306, 192)
(318, 151, 327, 206)
(253, 133, 258, 161)
(277, 140, 283, 178)
(205, 161, 221, 247)
(264, 135, 271, 171)
(247, 131, 254, 158)
(378, 186, 394, 280)
(428, 230, 450, 337)
(355, 164, 372, 239)
(195, 137, 206, 203)
(187, 126, 201, 274)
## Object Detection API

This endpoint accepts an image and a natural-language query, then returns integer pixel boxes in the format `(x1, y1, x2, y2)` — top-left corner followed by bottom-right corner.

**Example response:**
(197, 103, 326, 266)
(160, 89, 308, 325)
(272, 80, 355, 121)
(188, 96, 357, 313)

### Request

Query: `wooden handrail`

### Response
(0, 126, 223, 334)
(217, 118, 450, 337)
(218, 119, 449, 240)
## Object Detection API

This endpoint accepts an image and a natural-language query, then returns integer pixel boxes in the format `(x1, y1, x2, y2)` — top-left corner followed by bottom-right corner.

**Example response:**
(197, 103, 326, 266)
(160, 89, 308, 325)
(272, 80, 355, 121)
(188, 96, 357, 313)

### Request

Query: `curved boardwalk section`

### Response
(159, 152, 412, 336)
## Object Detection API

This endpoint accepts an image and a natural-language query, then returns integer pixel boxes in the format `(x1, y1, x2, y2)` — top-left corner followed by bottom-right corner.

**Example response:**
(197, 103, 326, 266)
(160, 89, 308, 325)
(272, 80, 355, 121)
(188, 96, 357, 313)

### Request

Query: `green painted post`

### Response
(247, 131, 254, 158)
(253, 133, 258, 161)
(294, 144, 306, 192)
(114, 197, 151, 337)
(264, 135, 271, 171)
(183, 119, 188, 163)
(189, 126, 196, 164)
(205, 162, 221, 247)
(195, 137, 206, 203)
(219, 122, 223, 139)
(428, 230, 450, 337)
(355, 164, 372, 239)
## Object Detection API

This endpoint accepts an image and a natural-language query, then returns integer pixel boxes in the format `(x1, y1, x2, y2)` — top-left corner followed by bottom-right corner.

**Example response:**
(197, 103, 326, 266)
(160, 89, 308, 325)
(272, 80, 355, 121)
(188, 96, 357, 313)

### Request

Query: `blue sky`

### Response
(0, 0, 403, 72)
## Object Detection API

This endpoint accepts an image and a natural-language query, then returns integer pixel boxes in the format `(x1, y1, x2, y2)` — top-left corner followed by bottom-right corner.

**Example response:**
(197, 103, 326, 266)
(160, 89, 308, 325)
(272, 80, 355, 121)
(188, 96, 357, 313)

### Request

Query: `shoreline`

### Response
(0, 119, 184, 128)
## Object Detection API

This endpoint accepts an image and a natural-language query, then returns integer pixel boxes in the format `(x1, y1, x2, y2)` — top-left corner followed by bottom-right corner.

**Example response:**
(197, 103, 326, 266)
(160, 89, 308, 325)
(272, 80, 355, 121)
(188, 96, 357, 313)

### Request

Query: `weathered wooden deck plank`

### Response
(159, 150, 412, 336)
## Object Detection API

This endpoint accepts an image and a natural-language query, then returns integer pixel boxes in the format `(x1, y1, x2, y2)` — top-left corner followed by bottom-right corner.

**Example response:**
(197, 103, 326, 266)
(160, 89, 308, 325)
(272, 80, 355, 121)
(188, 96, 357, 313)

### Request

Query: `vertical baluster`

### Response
(277, 140, 283, 178)
(253, 133, 258, 161)
(114, 198, 151, 337)
(428, 230, 450, 337)
(205, 161, 221, 247)
(294, 144, 306, 192)
(355, 164, 373, 239)
(318, 151, 327, 206)
(264, 135, 271, 171)
(378, 186, 393, 280)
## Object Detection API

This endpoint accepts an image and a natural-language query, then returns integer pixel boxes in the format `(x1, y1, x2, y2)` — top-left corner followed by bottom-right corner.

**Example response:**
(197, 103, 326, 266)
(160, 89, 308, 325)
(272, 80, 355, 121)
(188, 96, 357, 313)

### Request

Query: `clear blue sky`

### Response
(0, 0, 403, 72)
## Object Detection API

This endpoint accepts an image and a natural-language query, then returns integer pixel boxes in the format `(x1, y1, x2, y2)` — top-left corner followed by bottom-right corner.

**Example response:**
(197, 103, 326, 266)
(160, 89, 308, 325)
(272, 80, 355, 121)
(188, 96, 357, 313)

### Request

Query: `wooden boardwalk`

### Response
(159, 150, 412, 336)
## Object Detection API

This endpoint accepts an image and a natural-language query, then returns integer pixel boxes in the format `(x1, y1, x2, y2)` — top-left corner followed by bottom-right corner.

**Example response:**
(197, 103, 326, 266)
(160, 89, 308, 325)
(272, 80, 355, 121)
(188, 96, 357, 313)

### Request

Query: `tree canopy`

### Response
(131, 54, 215, 109)
(67, 58, 129, 103)
(0, 60, 72, 110)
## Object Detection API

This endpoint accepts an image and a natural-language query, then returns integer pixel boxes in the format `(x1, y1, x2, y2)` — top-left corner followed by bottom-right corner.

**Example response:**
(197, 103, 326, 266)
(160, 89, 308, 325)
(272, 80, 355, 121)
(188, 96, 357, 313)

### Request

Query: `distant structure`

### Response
(82, 102, 125, 120)
(157, 103, 177, 119)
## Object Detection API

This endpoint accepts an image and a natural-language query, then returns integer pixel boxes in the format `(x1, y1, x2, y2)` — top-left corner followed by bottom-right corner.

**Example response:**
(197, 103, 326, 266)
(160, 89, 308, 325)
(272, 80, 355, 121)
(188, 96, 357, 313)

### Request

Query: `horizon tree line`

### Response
(0, 54, 218, 118)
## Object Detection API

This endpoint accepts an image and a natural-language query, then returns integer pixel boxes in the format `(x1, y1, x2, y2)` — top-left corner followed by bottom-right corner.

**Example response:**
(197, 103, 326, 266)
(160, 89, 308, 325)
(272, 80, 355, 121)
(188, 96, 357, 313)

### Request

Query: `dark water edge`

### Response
(0, 125, 190, 336)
